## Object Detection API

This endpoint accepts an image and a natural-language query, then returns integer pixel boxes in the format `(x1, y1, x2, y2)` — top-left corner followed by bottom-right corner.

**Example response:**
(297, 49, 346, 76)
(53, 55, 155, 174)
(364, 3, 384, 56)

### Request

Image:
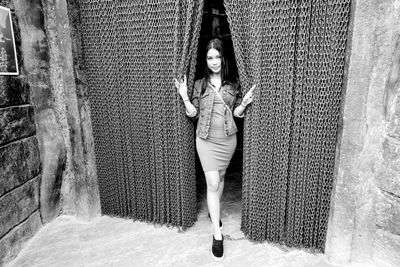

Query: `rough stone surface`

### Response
(41, 0, 100, 220)
(1, 0, 99, 265)
(384, 32, 400, 140)
(1, 0, 101, 227)
(0, 77, 30, 108)
(0, 105, 35, 145)
(373, 229, 400, 267)
(326, 0, 378, 263)
(375, 190, 400, 236)
(0, 136, 41, 197)
(377, 138, 400, 197)
(0, 211, 42, 266)
(327, 0, 400, 266)
(40, 0, 76, 217)
(36, 109, 66, 223)
(0, 176, 40, 238)
(66, 0, 101, 221)
(11, 0, 101, 224)
(14, 0, 67, 224)
(0, 2, 43, 267)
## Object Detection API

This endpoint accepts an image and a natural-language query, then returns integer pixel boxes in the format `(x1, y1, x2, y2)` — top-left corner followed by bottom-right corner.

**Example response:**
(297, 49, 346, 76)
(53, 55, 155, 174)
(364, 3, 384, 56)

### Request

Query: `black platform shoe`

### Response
(211, 235, 224, 261)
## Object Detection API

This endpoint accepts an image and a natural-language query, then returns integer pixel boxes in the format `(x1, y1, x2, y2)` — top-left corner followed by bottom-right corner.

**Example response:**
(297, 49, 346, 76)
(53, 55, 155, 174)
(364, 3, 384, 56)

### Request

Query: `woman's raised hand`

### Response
(174, 75, 188, 100)
(242, 84, 257, 107)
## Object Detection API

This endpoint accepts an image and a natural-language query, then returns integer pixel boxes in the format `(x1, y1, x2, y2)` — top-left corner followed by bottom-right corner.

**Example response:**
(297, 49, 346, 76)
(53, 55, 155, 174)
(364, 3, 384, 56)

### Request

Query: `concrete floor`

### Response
(7, 176, 378, 267)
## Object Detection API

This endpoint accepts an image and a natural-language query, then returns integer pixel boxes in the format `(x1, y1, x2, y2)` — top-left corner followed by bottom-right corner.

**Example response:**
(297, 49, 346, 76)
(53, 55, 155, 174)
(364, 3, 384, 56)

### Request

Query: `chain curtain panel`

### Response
(225, 0, 351, 251)
(77, 0, 350, 252)
(78, 0, 204, 228)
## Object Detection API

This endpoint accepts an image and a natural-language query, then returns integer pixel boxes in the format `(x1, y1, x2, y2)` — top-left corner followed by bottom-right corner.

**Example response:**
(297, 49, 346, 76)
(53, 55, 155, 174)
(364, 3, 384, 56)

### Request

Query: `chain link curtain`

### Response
(225, 0, 350, 251)
(78, 0, 204, 228)
(77, 0, 350, 251)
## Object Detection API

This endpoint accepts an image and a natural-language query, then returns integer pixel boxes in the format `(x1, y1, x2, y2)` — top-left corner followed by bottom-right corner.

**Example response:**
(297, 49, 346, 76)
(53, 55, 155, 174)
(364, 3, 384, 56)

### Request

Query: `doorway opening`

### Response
(195, 0, 243, 227)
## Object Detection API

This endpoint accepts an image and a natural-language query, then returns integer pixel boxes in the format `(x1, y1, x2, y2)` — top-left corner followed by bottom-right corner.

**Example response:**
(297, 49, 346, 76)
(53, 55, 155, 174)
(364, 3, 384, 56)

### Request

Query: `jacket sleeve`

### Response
(186, 79, 201, 120)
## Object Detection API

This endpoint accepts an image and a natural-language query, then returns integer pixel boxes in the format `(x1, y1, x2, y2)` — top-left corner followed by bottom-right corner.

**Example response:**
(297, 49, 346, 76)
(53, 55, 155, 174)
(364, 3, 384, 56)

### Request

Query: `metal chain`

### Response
(79, 0, 350, 251)
(78, 0, 203, 227)
(225, 0, 350, 251)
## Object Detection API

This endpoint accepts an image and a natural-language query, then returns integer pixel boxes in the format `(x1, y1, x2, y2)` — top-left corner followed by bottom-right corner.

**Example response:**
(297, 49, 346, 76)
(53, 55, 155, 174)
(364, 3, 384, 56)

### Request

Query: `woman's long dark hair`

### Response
(201, 38, 231, 95)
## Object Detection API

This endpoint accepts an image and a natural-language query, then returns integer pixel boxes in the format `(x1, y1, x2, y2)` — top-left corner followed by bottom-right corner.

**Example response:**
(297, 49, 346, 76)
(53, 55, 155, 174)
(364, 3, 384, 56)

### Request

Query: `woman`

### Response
(174, 38, 255, 261)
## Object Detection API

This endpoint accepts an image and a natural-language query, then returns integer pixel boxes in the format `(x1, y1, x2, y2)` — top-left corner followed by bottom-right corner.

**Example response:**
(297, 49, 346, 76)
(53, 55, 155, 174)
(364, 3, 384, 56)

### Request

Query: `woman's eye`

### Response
(207, 56, 221, 60)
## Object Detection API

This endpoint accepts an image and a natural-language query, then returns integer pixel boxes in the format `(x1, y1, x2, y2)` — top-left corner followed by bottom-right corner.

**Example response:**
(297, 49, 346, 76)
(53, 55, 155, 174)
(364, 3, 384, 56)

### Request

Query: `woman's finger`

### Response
(183, 75, 187, 85)
(249, 84, 257, 94)
(174, 79, 180, 89)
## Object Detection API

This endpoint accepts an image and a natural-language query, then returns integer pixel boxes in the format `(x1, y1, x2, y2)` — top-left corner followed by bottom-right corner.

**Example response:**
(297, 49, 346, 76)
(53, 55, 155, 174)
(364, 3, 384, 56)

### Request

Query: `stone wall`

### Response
(0, 0, 100, 265)
(40, 0, 100, 221)
(0, 1, 42, 265)
(326, 0, 400, 266)
(1, 0, 400, 266)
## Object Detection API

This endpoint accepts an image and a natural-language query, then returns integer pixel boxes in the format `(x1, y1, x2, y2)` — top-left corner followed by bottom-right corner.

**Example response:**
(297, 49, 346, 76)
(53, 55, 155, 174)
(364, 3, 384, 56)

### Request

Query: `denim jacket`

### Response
(187, 78, 243, 139)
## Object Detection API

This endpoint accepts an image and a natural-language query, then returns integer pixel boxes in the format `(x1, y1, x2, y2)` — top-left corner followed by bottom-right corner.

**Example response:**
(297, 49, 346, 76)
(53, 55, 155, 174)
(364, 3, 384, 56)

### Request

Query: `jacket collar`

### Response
(205, 78, 232, 87)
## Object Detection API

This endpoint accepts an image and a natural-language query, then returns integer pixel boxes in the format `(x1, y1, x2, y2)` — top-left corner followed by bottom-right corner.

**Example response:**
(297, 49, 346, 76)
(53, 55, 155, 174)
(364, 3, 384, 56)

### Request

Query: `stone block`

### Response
(36, 109, 66, 223)
(382, 138, 400, 169)
(0, 211, 41, 266)
(373, 229, 400, 267)
(14, 0, 51, 88)
(0, 176, 40, 238)
(0, 136, 41, 197)
(0, 77, 30, 108)
(384, 34, 400, 139)
(375, 190, 400, 235)
(377, 138, 400, 197)
(0, 105, 35, 145)
(377, 167, 400, 199)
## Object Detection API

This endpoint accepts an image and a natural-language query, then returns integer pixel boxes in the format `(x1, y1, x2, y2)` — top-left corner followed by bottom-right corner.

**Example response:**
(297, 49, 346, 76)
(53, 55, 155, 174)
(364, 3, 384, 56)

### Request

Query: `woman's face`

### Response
(206, 48, 222, 74)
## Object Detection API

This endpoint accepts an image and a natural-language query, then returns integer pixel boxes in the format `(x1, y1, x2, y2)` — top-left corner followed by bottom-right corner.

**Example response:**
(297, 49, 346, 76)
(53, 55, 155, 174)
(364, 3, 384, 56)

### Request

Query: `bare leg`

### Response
(218, 169, 226, 201)
(205, 170, 222, 240)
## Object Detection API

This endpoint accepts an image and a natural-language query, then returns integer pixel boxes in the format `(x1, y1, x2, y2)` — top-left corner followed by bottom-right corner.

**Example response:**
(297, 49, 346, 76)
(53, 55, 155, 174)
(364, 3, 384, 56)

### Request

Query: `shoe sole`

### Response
(211, 251, 224, 262)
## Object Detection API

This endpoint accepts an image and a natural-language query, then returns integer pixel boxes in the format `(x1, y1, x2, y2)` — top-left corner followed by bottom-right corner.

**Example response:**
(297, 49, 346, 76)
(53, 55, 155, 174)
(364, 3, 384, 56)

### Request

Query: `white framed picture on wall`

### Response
(0, 6, 18, 75)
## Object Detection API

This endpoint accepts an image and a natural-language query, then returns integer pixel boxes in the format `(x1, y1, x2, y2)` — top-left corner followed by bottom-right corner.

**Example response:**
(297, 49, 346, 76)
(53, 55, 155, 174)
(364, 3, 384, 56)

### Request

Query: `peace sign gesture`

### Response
(174, 75, 188, 100)
(241, 84, 257, 107)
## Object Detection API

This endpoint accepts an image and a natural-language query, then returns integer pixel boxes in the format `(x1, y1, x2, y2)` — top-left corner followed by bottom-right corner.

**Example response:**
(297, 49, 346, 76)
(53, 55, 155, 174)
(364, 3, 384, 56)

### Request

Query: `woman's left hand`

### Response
(241, 84, 257, 107)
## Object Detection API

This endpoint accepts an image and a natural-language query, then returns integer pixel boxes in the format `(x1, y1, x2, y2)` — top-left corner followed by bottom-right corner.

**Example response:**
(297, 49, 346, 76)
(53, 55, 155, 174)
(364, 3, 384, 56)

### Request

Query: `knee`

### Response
(207, 180, 219, 193)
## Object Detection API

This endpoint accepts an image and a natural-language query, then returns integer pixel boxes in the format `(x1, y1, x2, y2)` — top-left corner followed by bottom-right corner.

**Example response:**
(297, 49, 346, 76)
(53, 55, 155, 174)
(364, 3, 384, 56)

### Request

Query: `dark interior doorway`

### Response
(195, 0, 243, 214)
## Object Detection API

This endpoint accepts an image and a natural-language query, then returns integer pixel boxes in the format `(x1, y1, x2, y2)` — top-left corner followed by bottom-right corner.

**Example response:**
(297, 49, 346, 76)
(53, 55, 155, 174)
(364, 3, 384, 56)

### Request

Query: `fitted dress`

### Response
(196, 91, 237, 172)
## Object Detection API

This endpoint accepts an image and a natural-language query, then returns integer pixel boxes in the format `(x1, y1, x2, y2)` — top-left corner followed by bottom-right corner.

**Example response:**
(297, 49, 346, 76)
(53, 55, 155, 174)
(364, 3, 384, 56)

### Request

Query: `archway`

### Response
(77, 0, 351, 252)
